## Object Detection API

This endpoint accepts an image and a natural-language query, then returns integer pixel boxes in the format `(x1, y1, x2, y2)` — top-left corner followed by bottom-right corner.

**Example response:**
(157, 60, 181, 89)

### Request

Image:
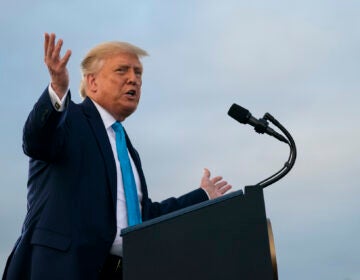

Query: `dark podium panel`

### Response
(121, 186, 276, 280)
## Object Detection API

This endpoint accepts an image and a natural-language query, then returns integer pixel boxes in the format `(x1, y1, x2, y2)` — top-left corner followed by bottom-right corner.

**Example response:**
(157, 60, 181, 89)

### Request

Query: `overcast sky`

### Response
(1, 1, 359, 279)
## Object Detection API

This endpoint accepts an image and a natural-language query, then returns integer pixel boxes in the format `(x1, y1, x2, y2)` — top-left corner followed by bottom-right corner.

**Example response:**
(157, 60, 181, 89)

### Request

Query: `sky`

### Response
(1, 0, 359, 279)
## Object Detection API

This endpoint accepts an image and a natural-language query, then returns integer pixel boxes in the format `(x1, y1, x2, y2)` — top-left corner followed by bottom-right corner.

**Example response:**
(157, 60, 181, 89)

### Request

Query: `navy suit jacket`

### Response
(3, 88, 208, 280)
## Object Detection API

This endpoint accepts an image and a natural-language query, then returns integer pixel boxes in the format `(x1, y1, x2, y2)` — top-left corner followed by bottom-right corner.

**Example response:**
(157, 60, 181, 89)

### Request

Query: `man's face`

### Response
(89, 52, 143, 121)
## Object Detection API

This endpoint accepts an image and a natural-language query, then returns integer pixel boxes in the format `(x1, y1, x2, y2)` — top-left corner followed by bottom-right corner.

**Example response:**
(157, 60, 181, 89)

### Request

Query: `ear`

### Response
(86, 74, 97, 93)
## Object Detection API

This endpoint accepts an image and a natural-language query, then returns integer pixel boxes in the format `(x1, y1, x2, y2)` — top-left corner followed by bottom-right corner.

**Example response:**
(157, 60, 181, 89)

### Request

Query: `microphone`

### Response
(228, 104, 289, 144)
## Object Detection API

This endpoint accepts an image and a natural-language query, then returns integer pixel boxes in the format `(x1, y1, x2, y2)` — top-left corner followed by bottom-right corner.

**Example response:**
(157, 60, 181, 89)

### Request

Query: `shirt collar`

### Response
(91, 99, 117, 130)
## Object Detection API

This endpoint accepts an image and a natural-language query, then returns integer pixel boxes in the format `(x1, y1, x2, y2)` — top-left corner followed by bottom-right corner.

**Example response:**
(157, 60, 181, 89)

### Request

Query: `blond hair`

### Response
(79, 41, 148, 98)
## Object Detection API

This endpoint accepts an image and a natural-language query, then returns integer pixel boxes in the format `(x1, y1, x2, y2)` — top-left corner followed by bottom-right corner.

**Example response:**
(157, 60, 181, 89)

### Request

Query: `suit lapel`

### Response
(80, 97, 117, 212)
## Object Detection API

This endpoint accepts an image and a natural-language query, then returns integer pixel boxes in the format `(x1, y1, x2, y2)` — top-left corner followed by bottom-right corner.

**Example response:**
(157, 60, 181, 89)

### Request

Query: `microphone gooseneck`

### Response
(227, 103, 297, 189)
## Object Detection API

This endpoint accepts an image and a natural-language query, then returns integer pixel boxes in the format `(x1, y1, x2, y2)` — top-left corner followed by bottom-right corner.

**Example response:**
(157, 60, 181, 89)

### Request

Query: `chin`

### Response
(119, 106, 138, 120)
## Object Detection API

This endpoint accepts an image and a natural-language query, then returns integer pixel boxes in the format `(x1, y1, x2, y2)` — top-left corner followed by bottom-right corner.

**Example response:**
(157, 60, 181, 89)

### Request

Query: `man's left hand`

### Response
(200, 168, 232, 199)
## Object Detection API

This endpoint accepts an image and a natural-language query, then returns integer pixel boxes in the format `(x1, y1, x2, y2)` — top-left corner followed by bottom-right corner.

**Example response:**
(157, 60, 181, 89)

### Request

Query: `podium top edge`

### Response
(121, 189, 244, 236)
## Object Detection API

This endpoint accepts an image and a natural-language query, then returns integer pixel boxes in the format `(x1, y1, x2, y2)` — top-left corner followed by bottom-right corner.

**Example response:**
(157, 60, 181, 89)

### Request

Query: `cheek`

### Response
(106, 75, 124, 86)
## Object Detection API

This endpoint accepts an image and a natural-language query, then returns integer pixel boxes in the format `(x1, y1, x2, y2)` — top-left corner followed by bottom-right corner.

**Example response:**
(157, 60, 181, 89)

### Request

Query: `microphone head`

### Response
(228, 103, 251, 124)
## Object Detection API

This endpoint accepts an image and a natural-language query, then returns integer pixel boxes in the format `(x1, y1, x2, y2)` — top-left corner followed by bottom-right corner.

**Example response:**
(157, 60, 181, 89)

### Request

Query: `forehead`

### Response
(103, 52, 142, 68)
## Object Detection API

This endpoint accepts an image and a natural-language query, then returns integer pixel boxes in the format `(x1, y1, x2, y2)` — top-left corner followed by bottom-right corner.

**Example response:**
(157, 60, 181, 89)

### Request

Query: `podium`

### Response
(121, 186, 277, 280)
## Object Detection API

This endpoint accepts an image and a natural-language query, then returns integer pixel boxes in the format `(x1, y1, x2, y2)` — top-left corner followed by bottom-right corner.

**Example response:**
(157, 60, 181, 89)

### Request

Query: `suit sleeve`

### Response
(22, 87, 70, 162)
(142, 189, 209, 221)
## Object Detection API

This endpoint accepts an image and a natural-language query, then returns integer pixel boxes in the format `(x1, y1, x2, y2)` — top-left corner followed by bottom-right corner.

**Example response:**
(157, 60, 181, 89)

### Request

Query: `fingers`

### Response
(44, 33, 71, 65)
(209, 170, 232, 195)
(204, 169, 225, 186)
(212, 180, 232, 198)
(44, 33, 49, 58)
(215, 180, 228, 189)
(53, 38, 63, 60)
(211, 176, 222, 184)
(60, 49, 72, 67)
(219, 184, 232, 195)
(49, 33, 55, 58)
(45, 33, 56, 62)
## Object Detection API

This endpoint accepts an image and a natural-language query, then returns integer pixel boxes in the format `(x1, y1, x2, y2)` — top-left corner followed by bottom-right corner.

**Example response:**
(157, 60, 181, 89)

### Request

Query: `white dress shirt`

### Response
(48, 85, 143, 256)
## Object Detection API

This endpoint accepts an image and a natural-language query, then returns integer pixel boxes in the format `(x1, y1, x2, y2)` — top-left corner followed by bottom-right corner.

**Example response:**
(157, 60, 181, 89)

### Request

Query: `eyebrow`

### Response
(114, 64, 143, 71)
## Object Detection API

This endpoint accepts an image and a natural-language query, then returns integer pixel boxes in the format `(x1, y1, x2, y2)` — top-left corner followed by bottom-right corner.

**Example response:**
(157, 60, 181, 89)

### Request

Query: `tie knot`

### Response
(112, 121, 124, 134)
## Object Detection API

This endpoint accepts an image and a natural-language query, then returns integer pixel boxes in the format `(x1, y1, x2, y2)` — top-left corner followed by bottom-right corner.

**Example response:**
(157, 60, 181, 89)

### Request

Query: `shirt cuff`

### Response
(201, 188, 211, 200)
(48, 84, 69, 112)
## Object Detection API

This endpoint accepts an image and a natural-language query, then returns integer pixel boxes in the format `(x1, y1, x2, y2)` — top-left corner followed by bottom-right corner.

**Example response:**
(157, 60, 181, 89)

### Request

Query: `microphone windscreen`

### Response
(228, 104, 251, 124)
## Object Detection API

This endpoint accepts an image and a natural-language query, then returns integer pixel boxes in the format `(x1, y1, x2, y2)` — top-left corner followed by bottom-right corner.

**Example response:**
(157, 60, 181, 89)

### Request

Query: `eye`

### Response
(115, 67, 128, 74)
(135, 68, 143, 77)
(134, 67, 143, 77)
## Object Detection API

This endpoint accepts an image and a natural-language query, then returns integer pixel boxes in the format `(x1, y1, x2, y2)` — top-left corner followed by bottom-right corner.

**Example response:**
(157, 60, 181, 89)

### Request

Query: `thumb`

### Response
(203, 168, 211, 179)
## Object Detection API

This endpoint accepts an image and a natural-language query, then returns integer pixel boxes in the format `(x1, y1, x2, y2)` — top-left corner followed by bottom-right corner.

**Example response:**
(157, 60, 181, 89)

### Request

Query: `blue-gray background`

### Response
(1, 1, 359, 279)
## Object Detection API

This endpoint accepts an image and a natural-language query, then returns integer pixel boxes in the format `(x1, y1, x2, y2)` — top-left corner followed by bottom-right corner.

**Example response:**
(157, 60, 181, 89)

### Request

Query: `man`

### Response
(3, 33, 232, 280)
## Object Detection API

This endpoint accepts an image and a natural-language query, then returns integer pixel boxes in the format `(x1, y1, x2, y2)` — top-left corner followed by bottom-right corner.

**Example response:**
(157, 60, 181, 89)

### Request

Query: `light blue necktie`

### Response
(112, 121, 142, 226)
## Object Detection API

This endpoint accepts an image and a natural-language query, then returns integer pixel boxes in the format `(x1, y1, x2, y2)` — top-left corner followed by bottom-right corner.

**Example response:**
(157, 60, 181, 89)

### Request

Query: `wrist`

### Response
(200, 187, 212, 200)
(50, 82, 67, 99)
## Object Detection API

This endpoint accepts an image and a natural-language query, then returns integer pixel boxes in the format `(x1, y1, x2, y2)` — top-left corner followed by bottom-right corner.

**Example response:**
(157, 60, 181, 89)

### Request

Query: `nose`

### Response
(127, 69, 139, 85)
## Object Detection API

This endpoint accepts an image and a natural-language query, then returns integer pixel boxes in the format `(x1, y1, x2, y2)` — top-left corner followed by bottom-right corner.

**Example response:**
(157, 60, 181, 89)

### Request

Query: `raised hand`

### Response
(200, 168, 232, 199)
(44, 33, 72, 99)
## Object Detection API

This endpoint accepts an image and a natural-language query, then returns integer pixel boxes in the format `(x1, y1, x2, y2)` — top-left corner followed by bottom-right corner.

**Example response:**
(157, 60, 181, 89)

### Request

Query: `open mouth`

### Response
(126, 90, 136, 97)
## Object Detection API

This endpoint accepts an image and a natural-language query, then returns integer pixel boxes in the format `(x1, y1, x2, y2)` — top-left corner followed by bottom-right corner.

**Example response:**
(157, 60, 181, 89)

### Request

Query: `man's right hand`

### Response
(44, 33, 72, 99)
